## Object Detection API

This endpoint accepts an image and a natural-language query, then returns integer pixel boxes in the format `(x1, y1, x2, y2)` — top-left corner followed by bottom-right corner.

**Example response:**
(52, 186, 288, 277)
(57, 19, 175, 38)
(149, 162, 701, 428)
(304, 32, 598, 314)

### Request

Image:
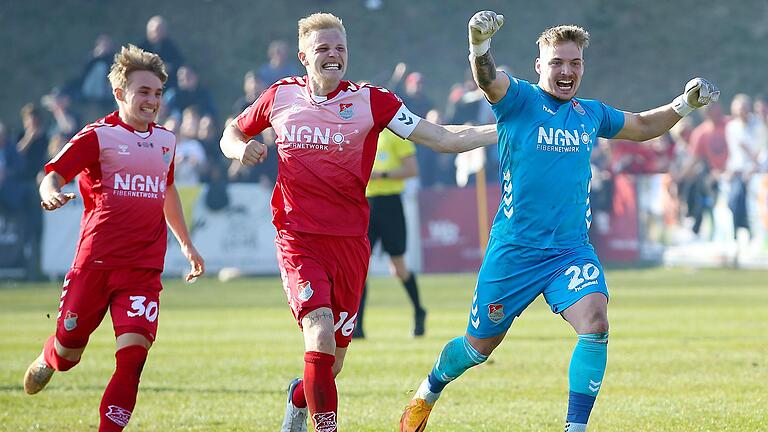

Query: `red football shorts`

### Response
(55, 267, 163, 348)
(275, 230, 370, 348)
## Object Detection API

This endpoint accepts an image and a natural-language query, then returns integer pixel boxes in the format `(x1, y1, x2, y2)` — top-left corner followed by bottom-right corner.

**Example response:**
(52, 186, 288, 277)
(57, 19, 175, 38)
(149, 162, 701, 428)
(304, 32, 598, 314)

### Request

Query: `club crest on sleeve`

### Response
(63, 310, 78, 331)
(297, 281, 314, 302)
(488, 304, 505, 323)
(161, 146, 172, 163)
(339, 103, 354, 120)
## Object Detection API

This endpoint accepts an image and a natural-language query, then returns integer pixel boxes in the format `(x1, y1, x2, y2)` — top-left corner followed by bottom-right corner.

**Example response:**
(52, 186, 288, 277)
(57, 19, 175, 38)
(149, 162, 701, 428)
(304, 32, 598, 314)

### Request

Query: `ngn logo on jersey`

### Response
(536, 127, 581, 153)
(113, 173, 165, 199)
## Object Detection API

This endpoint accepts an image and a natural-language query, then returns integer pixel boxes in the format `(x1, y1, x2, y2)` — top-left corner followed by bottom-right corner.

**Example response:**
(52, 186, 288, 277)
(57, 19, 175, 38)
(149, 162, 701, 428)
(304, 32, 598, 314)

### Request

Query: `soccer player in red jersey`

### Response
(23, 44, 204, 432)
(220, 12, 497, 432)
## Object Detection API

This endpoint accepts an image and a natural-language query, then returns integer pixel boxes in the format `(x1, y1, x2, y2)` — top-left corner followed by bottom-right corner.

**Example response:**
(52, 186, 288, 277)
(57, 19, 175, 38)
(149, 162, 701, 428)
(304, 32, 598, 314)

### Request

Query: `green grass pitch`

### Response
(1, 268, 767, 431)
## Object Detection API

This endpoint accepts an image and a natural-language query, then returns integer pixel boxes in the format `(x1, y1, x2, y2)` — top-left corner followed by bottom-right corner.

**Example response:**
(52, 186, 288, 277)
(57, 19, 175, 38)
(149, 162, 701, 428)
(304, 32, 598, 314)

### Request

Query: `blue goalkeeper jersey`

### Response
(489, 75, 625, 249)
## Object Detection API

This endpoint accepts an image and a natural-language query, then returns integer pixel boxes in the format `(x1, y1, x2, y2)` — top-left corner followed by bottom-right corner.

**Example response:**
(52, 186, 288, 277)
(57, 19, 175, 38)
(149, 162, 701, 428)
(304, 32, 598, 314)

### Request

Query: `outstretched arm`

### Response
(406, 120, 497, 153)
(468, 10, 510, 103)
(615, 78, 719, 142)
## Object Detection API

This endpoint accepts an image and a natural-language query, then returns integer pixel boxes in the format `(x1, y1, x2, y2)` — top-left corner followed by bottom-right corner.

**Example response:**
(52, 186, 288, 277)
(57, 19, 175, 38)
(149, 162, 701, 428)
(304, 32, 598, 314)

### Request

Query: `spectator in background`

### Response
(175, 106, 208, 186)
(753, 95, 768, 170)
(258, 40, 300, 86)
(232, 70, 266, 116)
(67, 34, 115, 107)
(197, 114, 222, 163)
(139, 16, 184, 89)
(0, 121, 24, 213)
(41, 88, 81, 140)
(682, 102, 728, 237)
(387, 64, 443, 189)
(164, 65, 217, 119)
(17, 104, 49, 180)
(725, 94, 762, 239)
(16, 104, 48, 280)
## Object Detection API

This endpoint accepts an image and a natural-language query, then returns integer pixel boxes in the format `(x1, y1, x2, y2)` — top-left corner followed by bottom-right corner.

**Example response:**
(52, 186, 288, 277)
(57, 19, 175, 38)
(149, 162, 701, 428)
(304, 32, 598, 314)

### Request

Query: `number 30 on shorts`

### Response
(127, 295, 159, 322)
(564, 263, 600, 292)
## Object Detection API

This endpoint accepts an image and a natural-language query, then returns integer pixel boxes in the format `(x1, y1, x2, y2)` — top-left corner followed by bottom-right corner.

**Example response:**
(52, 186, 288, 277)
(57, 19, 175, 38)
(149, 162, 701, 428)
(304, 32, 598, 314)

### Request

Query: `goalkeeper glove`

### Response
(468, 10, 505, 56)
(672, 78, 720, 117)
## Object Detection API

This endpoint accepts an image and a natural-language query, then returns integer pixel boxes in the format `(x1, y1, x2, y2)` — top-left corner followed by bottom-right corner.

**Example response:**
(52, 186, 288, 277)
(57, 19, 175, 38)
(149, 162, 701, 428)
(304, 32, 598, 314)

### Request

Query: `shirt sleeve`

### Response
(490, 73, 525, 122)
(369, 85, 414, 133)
(235, 85, 277, 137)
(45, 127, 100, 183)
(597, 102, 626, 139)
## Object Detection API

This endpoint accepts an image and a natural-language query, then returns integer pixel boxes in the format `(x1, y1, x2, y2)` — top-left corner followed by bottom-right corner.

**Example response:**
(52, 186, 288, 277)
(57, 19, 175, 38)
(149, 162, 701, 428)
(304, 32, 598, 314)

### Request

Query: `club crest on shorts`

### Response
(339, 103, 354, 120)
(297, 281, 314, 302)
(63, 310, 78, 331)
(488, 304, 505, 323)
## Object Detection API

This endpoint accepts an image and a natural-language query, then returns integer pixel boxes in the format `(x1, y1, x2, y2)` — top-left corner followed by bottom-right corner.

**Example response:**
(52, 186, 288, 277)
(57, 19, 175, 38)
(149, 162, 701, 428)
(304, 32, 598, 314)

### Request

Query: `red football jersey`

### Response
(45, 112, 176, 270)
(236, 76, 418, 236)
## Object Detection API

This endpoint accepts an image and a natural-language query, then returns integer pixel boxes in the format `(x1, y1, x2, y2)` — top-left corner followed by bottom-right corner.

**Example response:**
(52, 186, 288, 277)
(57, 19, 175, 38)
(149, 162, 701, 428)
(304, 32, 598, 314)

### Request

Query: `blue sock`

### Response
(566, 332, 608, 425)
(427, 336, 488, 393)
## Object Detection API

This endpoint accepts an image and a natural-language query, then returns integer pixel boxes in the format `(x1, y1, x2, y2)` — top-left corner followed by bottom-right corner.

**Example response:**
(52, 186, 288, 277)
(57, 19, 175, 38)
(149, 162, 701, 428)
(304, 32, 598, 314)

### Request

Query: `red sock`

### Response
(304, 351, 337, 432)
(43, 335, 79, 371)
(292, 379, 307, 408)
(98, 345, 148, 432)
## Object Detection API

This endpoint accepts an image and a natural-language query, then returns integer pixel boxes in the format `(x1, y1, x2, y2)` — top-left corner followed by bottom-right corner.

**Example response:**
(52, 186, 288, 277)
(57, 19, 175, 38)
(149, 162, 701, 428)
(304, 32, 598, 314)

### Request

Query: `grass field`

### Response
(1, 268, 767, 431)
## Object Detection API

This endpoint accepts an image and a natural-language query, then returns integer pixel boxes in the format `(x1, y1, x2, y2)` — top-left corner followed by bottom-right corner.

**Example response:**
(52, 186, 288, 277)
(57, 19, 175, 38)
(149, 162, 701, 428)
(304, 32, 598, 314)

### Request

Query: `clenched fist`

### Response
(468, 10, 505, 56)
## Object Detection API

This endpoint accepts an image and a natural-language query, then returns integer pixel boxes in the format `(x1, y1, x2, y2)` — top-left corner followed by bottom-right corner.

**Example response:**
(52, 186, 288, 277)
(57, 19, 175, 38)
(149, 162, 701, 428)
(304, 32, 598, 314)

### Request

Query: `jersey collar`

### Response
(105, 111, 156, 134)
(305, 77, 351, 103)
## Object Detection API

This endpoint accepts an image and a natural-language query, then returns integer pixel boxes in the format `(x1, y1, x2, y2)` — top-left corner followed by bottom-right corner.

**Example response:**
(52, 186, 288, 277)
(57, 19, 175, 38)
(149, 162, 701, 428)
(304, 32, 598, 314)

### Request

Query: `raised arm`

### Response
(468, 10, 510, 104)
(615, 78, 720, 142)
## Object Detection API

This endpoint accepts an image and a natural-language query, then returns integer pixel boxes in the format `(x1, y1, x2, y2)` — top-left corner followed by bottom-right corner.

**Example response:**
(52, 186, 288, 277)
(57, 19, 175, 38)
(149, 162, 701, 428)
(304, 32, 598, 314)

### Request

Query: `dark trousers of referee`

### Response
(354, 193, 426, 338)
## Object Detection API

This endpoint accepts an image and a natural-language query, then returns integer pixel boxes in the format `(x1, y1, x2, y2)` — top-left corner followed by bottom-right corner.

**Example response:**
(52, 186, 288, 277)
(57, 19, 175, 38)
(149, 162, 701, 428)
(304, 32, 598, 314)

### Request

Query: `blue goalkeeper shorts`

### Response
(466, 236, 609, 338)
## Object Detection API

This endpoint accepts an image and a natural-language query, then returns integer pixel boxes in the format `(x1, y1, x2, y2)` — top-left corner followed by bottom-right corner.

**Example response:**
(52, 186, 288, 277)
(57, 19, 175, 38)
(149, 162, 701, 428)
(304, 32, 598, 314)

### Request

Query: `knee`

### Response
(305, 326, 337, 354)
(466, 333, 504, 357)
(585, 311, 609, 334)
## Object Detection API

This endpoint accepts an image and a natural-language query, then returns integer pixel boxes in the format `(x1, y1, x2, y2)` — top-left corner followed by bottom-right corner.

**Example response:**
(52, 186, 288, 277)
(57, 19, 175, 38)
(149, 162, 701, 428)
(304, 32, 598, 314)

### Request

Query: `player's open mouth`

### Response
(556, 80, 574, 90)
(323, 63, 341, 70)
(141, 107, 156, 113)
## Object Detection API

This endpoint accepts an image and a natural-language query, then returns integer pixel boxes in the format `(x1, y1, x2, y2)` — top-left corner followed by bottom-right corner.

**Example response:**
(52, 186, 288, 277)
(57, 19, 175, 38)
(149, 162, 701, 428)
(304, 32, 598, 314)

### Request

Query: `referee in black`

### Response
(354, 128, 426, 338)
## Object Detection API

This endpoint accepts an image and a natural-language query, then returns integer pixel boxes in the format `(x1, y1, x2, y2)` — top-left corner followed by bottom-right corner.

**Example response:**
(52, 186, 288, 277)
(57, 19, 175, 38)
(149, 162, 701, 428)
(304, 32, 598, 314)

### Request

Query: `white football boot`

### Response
(280, 378, 308, 432)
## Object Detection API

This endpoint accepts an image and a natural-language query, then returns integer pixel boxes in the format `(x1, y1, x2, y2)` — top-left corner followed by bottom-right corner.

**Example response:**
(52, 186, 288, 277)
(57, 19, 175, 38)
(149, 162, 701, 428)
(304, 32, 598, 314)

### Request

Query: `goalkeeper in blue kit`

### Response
(400, 10, 719, 432)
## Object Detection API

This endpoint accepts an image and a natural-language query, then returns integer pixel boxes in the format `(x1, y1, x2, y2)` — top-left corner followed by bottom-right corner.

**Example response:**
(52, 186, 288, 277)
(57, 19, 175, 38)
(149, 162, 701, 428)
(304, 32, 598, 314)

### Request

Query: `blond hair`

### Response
(107, 44, 168, 90)
(536, 25, 590, 50)
(298, 13, 346, 52)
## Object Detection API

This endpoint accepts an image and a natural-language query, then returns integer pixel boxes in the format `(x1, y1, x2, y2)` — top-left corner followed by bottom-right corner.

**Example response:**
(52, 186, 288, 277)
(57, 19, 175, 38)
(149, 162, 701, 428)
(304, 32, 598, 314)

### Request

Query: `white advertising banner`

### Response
(42, 183, 280, 277)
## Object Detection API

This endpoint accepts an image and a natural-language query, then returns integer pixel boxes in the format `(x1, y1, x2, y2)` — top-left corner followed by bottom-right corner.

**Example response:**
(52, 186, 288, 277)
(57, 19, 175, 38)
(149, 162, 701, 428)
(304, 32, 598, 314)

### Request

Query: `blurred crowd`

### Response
(2, 14, 766, 278)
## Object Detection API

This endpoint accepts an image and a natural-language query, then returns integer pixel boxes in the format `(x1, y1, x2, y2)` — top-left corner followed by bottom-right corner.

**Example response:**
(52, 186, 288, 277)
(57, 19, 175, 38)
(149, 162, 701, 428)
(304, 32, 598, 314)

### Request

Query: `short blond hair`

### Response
(537, 25, 590, 50)
(298, 13, 346, 52)
(108, 44, 168, 90)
